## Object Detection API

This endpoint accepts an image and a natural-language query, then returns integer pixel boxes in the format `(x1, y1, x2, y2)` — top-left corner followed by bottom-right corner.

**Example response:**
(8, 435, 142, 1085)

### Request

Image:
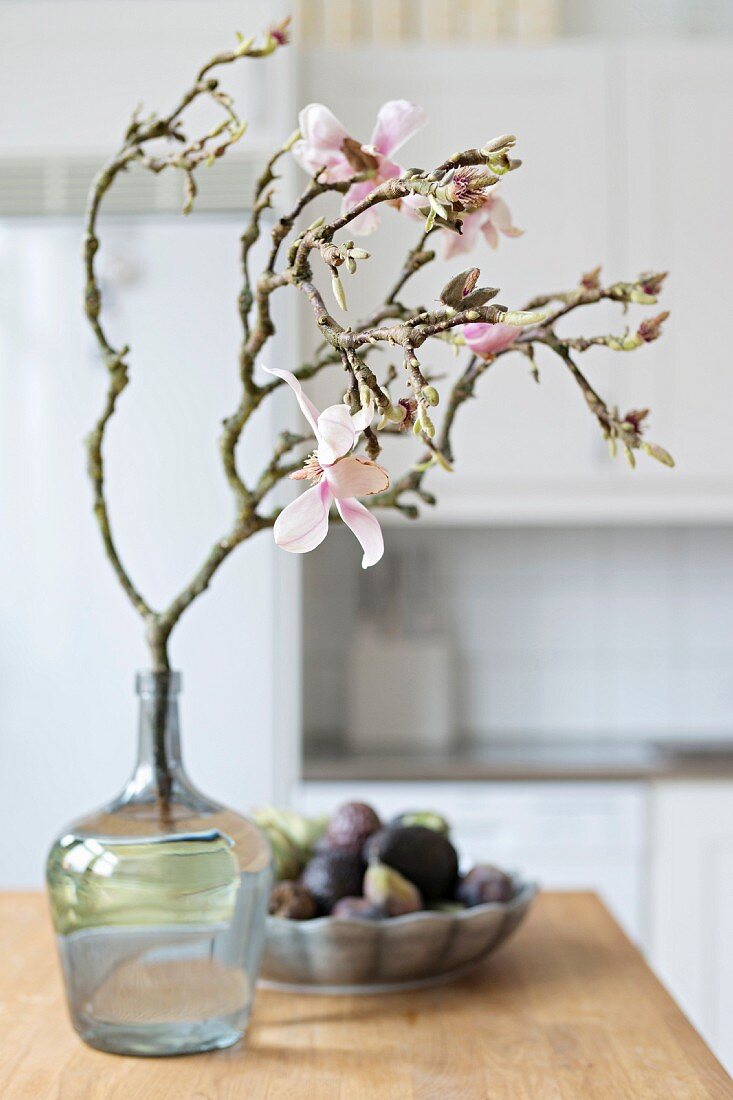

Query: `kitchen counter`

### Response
(303, 738, 733, 782)
(1, 892, 729, 1099)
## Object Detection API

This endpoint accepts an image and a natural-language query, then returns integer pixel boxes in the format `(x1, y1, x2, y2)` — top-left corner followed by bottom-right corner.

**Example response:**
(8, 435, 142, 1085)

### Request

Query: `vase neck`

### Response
(129, 670, 185, 800)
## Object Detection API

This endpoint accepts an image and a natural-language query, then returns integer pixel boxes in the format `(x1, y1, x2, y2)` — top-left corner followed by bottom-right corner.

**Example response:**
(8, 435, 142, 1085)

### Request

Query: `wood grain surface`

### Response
(1, 891, 730, 1099)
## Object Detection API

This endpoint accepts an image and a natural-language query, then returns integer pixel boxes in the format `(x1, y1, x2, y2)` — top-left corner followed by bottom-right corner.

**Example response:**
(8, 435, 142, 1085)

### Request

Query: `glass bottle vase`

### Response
(46, 671, 272, 1057)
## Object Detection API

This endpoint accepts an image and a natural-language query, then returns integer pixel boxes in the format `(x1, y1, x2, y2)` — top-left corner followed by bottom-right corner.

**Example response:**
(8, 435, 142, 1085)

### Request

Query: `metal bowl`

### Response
(260, 878, 537, 994)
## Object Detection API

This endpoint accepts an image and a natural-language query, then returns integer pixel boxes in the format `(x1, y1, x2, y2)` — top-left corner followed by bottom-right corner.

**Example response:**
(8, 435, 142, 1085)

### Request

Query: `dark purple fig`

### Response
(300, 850, 365, 914)
(331, 896, 384, 920)
(455, 865, 514, 907)
(325, 802, 382, 854)
(363, 825, 458, 900)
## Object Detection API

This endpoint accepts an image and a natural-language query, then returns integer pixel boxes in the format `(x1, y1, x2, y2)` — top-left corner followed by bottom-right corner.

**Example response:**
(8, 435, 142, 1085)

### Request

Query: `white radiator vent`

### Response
(0, 154, 262, 216)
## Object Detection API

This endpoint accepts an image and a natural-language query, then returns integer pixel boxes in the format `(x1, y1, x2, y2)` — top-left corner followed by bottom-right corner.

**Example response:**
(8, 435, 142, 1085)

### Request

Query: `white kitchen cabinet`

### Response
(621, 42, 733, 521)
(299, 41, 733, 524)
(297, 781, 648, 939)
(649, 780, 733, 1072)
(301, 45, 622, 522)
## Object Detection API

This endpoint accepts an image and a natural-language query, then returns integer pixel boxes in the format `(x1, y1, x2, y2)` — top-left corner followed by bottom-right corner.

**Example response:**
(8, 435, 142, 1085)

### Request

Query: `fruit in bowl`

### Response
(255, 801, 537, 992)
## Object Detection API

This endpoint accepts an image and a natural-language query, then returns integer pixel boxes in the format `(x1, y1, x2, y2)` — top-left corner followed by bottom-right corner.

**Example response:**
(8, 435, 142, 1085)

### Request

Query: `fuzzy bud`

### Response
(421, 385, 440, 407)
(498, 309, 547, 327)
(388, 403, 407, 424)
(480, 134, 516, 155)
(331, 273, 347, 311)
(419, 410, 435, 438)
(642, 440, 675, 467)
(637, 311, 670, 343)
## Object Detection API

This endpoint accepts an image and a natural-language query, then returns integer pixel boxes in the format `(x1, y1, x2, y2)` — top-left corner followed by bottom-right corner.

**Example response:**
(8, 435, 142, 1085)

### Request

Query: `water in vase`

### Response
(46, 672, 272, 1056)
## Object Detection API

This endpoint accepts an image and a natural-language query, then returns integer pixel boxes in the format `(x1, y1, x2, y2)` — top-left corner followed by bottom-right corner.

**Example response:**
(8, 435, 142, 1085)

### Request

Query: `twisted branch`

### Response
(82, 25, 672, 716)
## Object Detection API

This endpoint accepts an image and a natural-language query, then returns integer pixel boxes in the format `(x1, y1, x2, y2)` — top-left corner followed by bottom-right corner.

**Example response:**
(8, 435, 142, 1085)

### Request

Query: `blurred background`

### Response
(1, 0, 732, 1069)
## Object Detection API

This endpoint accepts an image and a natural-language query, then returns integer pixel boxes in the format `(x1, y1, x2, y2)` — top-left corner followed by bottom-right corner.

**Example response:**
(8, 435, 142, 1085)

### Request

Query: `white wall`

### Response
(0, 0, 298, 887)
(0, 217, 295, 886)
(304, 525, 733, 744)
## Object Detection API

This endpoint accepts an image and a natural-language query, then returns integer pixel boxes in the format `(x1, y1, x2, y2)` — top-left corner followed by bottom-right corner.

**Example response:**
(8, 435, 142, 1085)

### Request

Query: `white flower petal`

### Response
(273, 481, 332, 554)
(325, 455, 389, 499)
(316, 404, 357, 465)
(336, 497, 385, 569)
(263, 367, 320, 437)
(351, 400, 374, 433)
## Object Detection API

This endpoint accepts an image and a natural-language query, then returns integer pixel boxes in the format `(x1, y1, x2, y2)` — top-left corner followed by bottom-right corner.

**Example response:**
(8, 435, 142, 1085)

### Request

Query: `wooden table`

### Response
(1, 892, 730, 1099)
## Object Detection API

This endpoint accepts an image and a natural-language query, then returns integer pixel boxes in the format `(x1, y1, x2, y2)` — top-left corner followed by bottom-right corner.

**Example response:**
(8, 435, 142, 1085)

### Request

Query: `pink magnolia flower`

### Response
(441, 191, 522, 259)
(264, 367, 388, 568)
(463, 322, 520, 359)
(291, 100, 427, 235)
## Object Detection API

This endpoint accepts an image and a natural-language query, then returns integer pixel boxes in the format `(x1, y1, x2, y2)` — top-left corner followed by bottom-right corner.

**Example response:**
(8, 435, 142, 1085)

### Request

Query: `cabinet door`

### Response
(649, 781, 733, 1072)
(623, 43, 733, 514)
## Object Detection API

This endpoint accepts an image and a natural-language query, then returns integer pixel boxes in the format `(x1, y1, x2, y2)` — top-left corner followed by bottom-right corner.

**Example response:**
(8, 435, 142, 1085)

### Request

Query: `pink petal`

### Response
(400, 192, 427, 215)
(375, 155, 403, 183)
(316, 404, 357, 465)
(440, 211, 482, 259)
(481, 219, 499, 250)
(274, 480, 332, 555)
(342, 179, 380, 235)
(370, 100, 427, 158)
(486, 194, 522, 237)
(292, 105, 354, 181)
(463, 322, 519, 359)
(325, 455, 389, 499)
(336, 497, 384, 569)
(262, 367, 320, 437)
(298, 103, 349, 154)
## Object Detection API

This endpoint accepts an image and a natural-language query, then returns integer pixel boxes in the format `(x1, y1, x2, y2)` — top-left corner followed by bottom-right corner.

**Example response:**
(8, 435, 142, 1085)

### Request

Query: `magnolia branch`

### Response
(82, 24, 672, 696)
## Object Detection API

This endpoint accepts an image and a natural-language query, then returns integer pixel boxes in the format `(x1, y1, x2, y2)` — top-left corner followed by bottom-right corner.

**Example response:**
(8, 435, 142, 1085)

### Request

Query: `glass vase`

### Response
(46, 671, 272, 1056)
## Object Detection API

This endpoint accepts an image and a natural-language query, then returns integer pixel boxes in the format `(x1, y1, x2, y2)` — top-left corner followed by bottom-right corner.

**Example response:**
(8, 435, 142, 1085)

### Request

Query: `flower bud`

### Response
(419, 410, 435, 438)
(331, 273, 347, 311)
(480, 134, 516, 155)
(642, 440, 675, 467)
(629, 289, 657, 305)
(421, 385, 440, 407)
(498, 309, 547, 327)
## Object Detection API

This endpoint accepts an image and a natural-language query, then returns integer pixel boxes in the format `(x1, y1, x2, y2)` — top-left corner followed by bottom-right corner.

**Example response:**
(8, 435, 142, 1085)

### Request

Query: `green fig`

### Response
(391, 810, 451, 836)
(254, 806, 328, 873)
(364, 862, 422, 917)
(260, 823, 302, 881)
